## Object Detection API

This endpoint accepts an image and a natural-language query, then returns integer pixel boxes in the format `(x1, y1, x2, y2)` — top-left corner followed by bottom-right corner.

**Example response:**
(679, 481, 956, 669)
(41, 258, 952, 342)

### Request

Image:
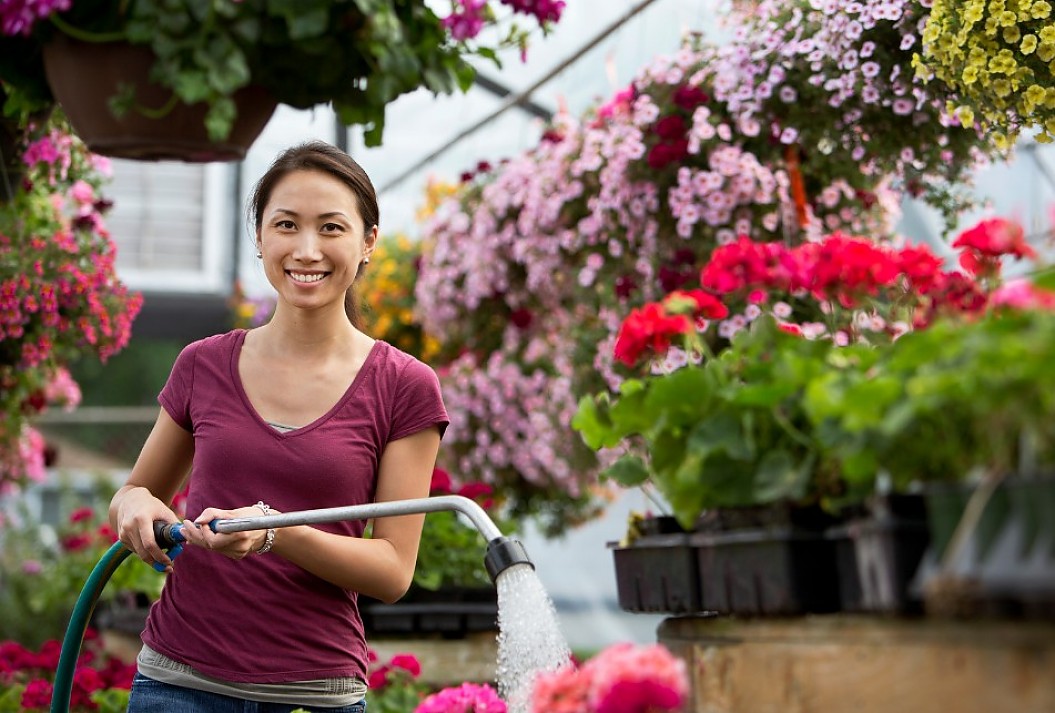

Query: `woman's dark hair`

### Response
(249, 140, 379, 328)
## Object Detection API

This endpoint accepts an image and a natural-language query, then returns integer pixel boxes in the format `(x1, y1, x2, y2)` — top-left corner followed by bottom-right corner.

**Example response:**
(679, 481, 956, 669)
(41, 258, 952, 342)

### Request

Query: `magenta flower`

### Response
(415, 682, 507, 713)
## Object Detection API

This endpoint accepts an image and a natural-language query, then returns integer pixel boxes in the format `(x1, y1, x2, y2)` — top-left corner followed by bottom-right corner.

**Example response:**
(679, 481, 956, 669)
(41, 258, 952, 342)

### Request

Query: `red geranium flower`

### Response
(613, 303, 693, 367)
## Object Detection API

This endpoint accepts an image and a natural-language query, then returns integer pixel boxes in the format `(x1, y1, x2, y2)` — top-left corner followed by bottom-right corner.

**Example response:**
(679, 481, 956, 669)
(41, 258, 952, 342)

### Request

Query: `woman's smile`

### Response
(287, 270, 331, 285)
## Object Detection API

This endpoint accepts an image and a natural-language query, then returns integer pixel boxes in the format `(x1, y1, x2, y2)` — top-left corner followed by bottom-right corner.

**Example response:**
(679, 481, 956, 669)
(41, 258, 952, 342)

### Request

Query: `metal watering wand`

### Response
(50, 495, 533, 713)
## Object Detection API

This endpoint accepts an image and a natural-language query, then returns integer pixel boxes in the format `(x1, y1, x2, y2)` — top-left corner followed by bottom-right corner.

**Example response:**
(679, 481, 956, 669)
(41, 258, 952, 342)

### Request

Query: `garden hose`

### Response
(50, 541, 132, 713)
(50, 496, 530, 712)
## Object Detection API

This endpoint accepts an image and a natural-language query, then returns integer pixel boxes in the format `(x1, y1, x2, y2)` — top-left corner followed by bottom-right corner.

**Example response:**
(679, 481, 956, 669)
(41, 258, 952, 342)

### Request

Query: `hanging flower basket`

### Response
(42, 35, 276, 162)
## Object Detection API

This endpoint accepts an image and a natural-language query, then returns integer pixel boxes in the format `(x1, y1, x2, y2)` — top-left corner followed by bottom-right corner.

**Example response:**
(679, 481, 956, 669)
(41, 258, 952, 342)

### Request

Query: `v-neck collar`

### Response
(229, 329, 382, 439)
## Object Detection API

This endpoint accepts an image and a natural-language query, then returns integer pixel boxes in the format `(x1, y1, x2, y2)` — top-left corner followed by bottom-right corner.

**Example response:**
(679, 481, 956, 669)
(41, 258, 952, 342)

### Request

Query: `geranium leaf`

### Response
(753, 449, 808, 502)
(602, 455, 650, 487)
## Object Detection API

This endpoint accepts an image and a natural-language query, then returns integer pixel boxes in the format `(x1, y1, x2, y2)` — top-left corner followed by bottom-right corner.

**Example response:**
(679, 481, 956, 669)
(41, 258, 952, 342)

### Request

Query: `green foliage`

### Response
(91, 688, 132, 713)
(0, 476, 165, 647)
(804, 309, 1055, 488)
(414, 510, 495, 590)
(575, 316, 842, 529)
(576, 308, 1055, 530)
(2, 1, 556, 145)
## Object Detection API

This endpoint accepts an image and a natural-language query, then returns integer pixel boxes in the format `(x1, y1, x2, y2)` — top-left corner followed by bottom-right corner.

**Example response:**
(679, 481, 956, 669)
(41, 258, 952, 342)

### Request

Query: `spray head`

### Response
(484, 536, 534, 583)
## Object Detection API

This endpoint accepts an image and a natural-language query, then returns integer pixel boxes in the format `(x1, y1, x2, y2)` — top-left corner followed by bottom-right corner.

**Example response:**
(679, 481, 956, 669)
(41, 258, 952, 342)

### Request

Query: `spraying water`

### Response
(495, 563, 573, 713)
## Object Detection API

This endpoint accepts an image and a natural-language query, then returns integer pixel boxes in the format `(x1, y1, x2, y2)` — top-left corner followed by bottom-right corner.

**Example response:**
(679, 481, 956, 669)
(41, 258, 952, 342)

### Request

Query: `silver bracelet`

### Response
(253, 500, 275, 555)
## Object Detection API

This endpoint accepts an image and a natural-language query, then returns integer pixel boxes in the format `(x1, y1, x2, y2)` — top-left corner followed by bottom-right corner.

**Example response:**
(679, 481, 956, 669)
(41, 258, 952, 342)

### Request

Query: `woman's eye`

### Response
(275, 220, 295, 230)
(322, 223, 344, 233)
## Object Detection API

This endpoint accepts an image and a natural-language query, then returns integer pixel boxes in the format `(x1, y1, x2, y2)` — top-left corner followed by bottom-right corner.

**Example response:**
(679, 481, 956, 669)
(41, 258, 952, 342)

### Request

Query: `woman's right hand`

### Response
(111, 484, 182, 573)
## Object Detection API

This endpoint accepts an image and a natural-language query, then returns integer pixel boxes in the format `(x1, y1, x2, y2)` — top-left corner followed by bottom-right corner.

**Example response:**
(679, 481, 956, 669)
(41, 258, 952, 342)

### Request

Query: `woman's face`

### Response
(257, 169, 377, 314)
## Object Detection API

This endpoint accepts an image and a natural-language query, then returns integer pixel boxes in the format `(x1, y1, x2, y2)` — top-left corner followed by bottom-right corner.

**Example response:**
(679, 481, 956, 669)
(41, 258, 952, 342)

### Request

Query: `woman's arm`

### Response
(109, 408, 195, 572)
(185, 426, 442, 602)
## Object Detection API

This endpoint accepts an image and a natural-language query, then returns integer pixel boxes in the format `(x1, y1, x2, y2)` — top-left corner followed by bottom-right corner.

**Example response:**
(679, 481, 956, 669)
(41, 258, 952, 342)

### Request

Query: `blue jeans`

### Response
(128, 673, 368, 713)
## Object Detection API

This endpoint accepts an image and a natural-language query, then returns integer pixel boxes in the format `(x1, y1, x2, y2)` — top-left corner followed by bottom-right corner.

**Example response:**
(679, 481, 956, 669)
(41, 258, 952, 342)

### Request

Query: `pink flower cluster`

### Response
(442, 0, 564, 41)
(699, 0, 987, 213)
(530, 643, 688, 713)
(0, 0, 69, 36)
(416, 682, 507, 713)
(1, 120, 141, 490)
(440, 346, 585, 497)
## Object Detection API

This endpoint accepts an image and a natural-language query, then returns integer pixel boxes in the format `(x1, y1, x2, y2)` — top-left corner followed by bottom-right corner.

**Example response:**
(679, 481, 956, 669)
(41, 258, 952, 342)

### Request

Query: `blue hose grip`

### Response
(152, 521, 186, 572)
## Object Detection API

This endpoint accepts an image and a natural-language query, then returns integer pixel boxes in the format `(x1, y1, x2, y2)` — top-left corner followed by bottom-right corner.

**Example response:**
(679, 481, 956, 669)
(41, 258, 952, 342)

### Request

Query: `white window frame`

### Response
(115, 162, 233, 294)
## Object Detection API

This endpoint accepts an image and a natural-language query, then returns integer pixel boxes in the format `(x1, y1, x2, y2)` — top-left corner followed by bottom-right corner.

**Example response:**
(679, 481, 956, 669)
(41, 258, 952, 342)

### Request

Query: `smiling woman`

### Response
(107, 141, 449, 712)
(249, 142, 380, 329)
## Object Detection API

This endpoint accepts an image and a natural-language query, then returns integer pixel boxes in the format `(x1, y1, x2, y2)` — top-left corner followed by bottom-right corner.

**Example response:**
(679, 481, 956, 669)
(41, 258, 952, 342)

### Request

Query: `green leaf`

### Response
(204, 96, 236, 141)
(753, 449, 810, 502)
(1033, 270, 1055, 292)
(267, 0, 334, 39)
(602, 455, 650, 487)
(571, 394, 613, 450)
(687, 411, 751, 461)
(733, 381, 796, 408)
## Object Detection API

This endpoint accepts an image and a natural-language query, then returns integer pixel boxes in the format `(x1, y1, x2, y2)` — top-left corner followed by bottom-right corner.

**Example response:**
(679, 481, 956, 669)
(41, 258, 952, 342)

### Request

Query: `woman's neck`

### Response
(254, 303, 366, 361)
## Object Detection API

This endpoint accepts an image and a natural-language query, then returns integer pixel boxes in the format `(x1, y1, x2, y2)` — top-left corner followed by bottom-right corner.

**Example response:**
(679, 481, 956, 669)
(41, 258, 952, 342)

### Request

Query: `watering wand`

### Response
(50, 495, 533, 713)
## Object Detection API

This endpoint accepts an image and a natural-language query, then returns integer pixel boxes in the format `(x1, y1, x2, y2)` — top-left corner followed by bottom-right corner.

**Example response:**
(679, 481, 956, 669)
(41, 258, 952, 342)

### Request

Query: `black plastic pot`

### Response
(610, 517, 702, 614)
(359, 586, 498, 639)
(692, 526, 839, 615)
(828, 494, 930, 613)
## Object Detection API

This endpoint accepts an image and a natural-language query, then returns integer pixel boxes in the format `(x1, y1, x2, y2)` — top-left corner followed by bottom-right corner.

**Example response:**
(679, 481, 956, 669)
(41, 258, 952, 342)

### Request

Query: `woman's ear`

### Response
(364, 224, 379, 261)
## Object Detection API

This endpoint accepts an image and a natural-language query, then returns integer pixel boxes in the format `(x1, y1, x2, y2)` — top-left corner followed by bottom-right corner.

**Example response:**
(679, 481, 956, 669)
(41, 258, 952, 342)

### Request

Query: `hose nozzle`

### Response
(484, 536, 533, 582)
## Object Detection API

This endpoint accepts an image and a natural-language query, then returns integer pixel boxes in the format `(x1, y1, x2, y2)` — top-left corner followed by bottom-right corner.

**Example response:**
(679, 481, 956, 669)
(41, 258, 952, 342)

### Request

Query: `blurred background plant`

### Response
(360, 234, 440, 363)
(0, 477, 170, 648)
(0, 629, 135, 713)
(413, 467, 515, 590)
(415, 0, 1006, 536)
(363, 650, 430, 713)
(915, 0, 1055, 149)
(0, 103, 141, 490)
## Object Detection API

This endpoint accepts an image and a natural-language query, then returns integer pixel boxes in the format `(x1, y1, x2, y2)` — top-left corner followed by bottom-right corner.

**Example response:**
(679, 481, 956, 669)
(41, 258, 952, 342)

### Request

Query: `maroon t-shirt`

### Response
(141, 330, 448, 683)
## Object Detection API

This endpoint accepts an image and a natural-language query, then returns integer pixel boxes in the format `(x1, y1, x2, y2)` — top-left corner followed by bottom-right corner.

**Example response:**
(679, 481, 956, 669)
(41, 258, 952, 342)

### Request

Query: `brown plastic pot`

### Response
(42, 35, 276, 162)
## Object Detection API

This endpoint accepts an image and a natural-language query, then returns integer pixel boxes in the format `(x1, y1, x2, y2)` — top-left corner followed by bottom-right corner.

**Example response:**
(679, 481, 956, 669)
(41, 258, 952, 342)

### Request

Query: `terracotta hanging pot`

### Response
(42, 35, 277, 162)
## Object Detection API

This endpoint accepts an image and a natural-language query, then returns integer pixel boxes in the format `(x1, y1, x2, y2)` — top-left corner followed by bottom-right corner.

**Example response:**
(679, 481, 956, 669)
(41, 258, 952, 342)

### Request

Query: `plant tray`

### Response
(692, 527, 840, 616)
(359, 587, 498, 638)
(610, 532, 702, 614)
(829, 494, 930, 614)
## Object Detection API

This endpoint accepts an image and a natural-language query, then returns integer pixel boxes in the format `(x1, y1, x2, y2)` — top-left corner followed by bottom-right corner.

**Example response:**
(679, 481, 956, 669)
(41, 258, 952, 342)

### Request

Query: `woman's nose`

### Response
(292, 231, 323, 260)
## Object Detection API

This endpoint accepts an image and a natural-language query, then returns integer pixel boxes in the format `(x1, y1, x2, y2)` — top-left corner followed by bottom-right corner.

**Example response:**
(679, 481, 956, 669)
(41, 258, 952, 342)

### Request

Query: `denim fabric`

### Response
(128, 673, 367, 713)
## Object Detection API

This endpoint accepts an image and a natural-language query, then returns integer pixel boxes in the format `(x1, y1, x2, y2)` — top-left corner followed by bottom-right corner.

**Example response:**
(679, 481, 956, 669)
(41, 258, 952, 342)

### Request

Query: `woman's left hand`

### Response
(180, 505, 279, 559)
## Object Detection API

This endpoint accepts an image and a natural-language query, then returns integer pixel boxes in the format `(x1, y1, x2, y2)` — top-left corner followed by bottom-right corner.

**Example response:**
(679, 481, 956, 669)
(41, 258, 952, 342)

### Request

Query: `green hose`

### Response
(50, 541, 133, 713)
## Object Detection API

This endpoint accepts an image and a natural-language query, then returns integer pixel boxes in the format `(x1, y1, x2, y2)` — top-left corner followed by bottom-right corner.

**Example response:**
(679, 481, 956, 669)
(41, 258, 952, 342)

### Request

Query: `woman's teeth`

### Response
(289, 272, 326, 283)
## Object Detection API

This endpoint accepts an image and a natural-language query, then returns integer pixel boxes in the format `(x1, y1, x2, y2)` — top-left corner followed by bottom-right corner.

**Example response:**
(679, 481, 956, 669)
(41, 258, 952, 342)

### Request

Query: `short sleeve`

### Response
(388, 358, 449, 443)
(158, 341, 199, 432)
